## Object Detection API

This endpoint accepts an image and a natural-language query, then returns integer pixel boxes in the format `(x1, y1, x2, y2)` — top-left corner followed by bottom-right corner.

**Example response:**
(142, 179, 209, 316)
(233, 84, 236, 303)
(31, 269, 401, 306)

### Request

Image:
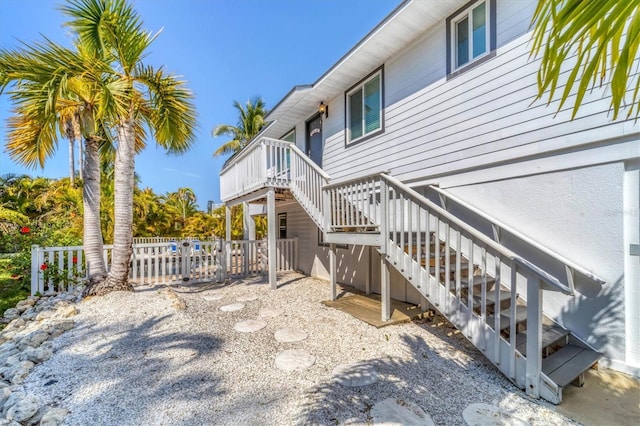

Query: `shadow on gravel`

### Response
(28, 314, 225, 425)
(298, 329, 527, 425)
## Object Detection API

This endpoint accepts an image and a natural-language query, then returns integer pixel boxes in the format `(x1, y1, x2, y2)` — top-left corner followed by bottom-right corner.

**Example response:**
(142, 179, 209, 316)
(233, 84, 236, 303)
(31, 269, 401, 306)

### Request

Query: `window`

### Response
(447, 0, 495, 77)
(281, 128, 295, 143)
(345, 67, 384, 145)
(278, 213, 287, 239)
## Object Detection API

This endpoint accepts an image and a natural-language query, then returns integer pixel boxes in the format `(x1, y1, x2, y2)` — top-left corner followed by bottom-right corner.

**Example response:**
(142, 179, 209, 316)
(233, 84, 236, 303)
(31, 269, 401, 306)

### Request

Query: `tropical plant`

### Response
(61, 0, 197, 295)
(212, 97, 267, 156)
(531, 0, 640, 119)
(0, 37, 110, 283)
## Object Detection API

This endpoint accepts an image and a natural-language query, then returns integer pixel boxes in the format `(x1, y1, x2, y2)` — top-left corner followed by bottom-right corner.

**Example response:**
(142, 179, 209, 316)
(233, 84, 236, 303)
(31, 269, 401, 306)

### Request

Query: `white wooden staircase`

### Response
(219, 138, 603, 404)
(319, 173, 602, 404)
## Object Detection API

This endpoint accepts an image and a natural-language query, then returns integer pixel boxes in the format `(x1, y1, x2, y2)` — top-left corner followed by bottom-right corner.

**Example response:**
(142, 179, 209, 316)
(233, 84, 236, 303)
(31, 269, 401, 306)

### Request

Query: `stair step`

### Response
(429, 262, 472, 275)
(515, 324, 570, 355)
(472, 289, 512, 309)
(487, 305, 527, 331)
(420, 254, 465, 268)
(542, 344, 602, 388)
(460, 275, 496, 289)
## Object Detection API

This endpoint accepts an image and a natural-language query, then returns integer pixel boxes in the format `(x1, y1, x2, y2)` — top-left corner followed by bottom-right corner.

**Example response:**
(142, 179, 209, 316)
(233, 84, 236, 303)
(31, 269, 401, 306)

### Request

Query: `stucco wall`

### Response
(444, 162, 629, 368)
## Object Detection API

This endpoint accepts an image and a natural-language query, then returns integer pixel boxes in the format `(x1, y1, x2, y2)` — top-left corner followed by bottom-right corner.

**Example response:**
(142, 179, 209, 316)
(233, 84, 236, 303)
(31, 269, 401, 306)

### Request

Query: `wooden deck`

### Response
(322, 294, 424, 328)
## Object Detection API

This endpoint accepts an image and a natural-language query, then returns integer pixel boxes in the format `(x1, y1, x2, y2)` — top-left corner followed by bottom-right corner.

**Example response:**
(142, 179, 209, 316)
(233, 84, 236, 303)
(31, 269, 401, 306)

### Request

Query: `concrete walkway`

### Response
(555, 368, 639, 426)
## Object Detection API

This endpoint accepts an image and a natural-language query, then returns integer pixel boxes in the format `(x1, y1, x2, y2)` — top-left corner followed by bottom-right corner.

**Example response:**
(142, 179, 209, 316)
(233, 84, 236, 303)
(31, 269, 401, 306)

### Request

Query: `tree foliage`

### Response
(212, 97, 267, 157)
(531, 0, 640, 119)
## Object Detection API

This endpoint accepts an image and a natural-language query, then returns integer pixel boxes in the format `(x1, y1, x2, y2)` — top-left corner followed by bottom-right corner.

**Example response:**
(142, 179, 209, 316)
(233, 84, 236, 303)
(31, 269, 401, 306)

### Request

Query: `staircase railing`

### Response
(289, 143, 331, 230)
(426, 184, 606, 290)
(323, 174, 381, 232)
(322, 172, 572, 402)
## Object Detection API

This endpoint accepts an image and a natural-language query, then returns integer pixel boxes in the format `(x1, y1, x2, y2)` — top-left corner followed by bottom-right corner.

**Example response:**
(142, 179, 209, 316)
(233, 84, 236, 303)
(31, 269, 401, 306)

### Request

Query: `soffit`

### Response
(262, 0, 466, 139)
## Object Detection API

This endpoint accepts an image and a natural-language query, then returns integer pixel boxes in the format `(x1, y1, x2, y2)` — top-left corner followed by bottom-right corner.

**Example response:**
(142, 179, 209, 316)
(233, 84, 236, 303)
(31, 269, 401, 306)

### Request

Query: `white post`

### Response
(31, 245, 39, 296)
(267, 189, 277, 289)
(243, 202, 256, 240)
(330, 243, 337, 300)
(525, 272, 542, 399)
(225, 204, 232, 271)
(381, 254, 391, 321)
(365, 246, 371, 295)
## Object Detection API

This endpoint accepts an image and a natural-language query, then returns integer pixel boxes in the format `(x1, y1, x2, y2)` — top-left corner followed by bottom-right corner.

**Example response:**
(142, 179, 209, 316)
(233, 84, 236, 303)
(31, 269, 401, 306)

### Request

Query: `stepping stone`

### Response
(332, 363, 378, 387)
(259, 308, 283, 318)
(462, 403, 530, 426)
(274, 328, 308, 343)
(371, 398, 435, 426)
(275, 349, 315, 371)
(234, 319, 267, 333)
(236, 295, 258, 302)
(202, 294, 224, 301)
(219, 303, 245, 312)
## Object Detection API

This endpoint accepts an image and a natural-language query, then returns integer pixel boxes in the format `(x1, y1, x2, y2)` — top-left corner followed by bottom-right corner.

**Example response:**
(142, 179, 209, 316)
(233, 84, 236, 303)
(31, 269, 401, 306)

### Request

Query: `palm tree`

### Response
(61, 0, 197, 295)
(0, 39, 110, 282)
(212, 98, 267, 156)
(531, 0, 640, 119)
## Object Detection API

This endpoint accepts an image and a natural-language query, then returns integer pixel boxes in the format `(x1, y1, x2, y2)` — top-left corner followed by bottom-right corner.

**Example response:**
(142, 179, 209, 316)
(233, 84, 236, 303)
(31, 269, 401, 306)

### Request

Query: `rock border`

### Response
(1, 290, 81, 425)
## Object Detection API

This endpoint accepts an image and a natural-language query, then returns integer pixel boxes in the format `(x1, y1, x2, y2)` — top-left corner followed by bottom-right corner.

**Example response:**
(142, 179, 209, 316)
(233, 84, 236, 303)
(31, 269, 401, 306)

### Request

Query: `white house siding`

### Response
(438, 162, 639, 372)
(296, 0, 639, 373)
(319, 0, 636, 187)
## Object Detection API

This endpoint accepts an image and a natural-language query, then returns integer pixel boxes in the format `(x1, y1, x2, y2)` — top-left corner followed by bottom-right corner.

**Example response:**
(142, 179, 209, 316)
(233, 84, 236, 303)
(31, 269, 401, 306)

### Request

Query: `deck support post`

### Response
(225, 204, 231, 242)
(225, 204, 232, 271)
(267, 189, 277, 289)
(243, 202, 256, 240)
(365, 246, 371, 295)
(243, 202, 255, 274)
(381, 254, 391, 322)
(330, 243, 337, 300)
(525, 273, 542, 399)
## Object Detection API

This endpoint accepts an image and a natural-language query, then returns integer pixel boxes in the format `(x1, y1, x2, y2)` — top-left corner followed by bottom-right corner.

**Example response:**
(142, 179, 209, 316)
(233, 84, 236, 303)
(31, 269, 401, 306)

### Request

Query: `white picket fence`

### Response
(31, 238, 298, 295)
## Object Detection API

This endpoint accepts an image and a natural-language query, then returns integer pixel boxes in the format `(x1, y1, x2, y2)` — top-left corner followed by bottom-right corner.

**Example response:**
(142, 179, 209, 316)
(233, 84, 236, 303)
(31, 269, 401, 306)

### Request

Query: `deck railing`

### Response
(31, 238, 297, 295)
(219, 137, 293, 202)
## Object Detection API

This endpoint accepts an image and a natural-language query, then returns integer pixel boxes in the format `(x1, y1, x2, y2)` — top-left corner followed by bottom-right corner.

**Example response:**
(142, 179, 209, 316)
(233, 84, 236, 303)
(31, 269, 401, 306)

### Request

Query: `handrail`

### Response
(381, 174, 572, 295)
(289, 143, 331, 180)
(427, 184, 606, 287)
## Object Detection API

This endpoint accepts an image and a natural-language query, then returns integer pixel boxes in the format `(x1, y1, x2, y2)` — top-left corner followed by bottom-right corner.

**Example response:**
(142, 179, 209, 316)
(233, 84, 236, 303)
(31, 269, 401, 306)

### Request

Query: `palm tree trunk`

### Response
(74, 112, 83, 180)
(81, 136, 107, 288)
(69, 137, 75, 185)
(100, 118, 135, 294)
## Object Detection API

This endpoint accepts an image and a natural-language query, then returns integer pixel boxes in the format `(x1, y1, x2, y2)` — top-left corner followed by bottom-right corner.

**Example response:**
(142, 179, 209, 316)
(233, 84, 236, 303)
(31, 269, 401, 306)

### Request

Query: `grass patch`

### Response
(0, 258, 29, 314)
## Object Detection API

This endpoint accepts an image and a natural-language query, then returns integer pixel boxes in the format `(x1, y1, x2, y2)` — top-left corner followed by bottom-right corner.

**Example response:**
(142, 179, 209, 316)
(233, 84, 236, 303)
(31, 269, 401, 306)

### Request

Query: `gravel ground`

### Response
(22, 272, 577, 425)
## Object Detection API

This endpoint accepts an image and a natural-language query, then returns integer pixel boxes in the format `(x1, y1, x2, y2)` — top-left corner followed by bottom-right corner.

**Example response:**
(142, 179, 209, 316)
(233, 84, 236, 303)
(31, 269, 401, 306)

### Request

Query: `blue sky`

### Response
(0, 0, 399, 209)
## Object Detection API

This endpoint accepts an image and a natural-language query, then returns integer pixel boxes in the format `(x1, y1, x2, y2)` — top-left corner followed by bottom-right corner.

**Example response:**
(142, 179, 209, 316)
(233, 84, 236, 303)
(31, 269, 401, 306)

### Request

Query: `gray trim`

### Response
(446, 0, 497, 79)
(344, 65, 385, 148)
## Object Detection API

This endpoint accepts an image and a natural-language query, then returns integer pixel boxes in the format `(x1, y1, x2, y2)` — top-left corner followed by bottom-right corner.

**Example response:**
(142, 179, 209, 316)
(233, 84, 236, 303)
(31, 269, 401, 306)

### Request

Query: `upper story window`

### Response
(447, 0, 496, 78)
(345, 66, 384, 146)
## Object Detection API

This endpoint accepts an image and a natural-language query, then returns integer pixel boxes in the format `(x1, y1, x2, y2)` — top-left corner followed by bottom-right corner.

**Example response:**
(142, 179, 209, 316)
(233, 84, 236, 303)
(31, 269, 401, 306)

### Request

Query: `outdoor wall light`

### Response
(318, 101, 328, 118)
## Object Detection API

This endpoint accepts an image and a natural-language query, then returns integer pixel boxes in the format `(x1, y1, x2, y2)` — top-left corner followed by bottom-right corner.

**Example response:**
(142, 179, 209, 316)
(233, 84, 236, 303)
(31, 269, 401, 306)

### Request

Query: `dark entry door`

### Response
(306, 114, 323, 167)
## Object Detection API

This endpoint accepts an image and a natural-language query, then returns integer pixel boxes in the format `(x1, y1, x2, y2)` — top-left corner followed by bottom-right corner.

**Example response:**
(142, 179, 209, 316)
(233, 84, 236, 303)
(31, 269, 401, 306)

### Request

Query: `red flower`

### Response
(11, 274, 18, 279)
(20, 226, 30, 234)
(40, 263, 48, 271)
(72, 256, 78, 264)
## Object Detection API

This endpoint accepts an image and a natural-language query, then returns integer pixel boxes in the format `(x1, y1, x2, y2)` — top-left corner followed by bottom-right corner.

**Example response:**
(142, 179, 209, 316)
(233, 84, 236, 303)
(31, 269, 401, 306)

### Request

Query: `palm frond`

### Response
(531, 0, 640, 119)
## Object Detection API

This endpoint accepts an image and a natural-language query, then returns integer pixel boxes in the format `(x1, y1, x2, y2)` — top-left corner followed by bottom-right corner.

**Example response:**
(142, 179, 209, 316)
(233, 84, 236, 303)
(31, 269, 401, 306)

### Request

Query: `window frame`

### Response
(280, 128, 295, 143)
(344, 65, 385, 147)
(446, 0, 496, 79)
(278, 213, 287, 239)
